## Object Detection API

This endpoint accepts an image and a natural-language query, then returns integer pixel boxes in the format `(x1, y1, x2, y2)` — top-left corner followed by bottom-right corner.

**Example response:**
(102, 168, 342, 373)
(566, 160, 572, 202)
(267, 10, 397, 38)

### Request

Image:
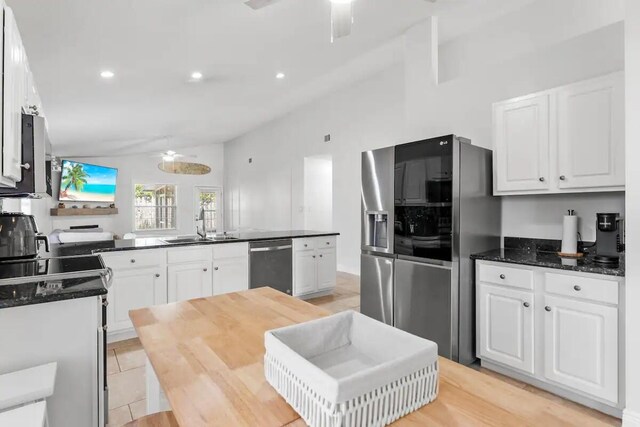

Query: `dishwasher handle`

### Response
(250, 245, 292, 252)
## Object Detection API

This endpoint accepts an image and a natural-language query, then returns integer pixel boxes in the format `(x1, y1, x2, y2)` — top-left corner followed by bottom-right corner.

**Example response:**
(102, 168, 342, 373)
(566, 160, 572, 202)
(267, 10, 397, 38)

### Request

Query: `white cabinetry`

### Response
(101, 250, 167, 335)
(543, 294, 618, 403)
(1, 7, 27, 186)
(476, 260, 623, 414)
(212, 243, 249, 295)
(478, 284, 534, 374)
(493, 72, 624, 195)
(293, 236, 337, 297)
(167, 247, 212, 303)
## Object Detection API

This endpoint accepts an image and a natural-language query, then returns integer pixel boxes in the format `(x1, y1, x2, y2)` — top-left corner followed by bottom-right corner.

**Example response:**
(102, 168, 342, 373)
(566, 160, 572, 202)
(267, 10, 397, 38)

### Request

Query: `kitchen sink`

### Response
(209, 235, 239, 241)
(160, 236, 210, 244)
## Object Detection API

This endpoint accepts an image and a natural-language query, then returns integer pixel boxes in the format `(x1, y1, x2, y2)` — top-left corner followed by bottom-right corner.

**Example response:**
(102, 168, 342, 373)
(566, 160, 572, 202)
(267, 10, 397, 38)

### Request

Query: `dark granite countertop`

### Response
(471, 237, 625, 277)
(0, 275, 107, 309)
(51, 230, 340, 256)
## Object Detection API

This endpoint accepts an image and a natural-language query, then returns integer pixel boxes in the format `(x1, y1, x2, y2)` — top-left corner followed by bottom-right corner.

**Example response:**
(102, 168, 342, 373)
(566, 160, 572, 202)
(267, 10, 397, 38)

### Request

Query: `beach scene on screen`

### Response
(59, 161, 118, 202)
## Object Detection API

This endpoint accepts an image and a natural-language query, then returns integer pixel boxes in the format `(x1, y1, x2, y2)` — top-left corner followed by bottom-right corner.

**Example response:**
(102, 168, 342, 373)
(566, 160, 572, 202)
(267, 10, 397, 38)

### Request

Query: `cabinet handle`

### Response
(312, 255, 316, 259)
(326, 242, 330, 245)
(20, 163, 31, 170)
(499, 274, 505, 279)
(539, 177, 545, 182)
(130, 259, 136, 263)
(155, 273, 160, 278)
(203, 268, 208, 272)
(545, 306, 552, 312)
(559, 175, 566, 181)
(319, 254, 323, 258)
(214, 267, 219, 271)
(573, 285, 581, 291)
(523, 302, 530, 308)
(304, 244, 308, 248)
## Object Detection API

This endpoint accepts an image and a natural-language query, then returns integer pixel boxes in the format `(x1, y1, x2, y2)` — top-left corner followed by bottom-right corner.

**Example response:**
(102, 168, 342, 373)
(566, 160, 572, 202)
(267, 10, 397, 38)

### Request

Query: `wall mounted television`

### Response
(58, 160, 118, 203)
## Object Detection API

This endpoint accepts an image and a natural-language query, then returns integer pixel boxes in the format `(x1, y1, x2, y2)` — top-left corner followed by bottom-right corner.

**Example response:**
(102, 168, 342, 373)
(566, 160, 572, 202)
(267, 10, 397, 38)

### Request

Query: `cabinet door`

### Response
(557, 73, 624, 190)
(478, 284, 534, 374)
(108, 267, 166, 332)
(294, 250, 317, 296)
(1, 8, 27, 184)
(316, 247, 336, 291)
(543, 295, 618, 403)
(403, 159, 427, 204)
(493, 94, 550, 193)
(213, 256, 249, 295)
(167, 262, 213, 303)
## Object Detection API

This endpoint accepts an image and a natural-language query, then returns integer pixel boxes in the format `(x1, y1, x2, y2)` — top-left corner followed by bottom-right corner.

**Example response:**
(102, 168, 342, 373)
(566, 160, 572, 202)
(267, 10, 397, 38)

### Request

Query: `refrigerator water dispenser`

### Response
(365, 211, 389, 249)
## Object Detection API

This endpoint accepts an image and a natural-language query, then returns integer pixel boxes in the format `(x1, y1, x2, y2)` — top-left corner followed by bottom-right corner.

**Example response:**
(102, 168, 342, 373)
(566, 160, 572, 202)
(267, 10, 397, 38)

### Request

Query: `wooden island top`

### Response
(130, 287, 615, 427)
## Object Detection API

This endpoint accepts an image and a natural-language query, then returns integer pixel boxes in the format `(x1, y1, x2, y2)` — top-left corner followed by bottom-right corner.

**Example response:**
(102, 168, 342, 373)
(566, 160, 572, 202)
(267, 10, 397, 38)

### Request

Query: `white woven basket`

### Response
(264, 311, 439, 427)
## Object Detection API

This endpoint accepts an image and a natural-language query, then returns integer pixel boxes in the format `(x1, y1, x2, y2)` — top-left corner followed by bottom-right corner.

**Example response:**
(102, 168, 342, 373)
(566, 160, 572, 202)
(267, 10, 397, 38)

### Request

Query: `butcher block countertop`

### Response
(129, 288, 615, 427)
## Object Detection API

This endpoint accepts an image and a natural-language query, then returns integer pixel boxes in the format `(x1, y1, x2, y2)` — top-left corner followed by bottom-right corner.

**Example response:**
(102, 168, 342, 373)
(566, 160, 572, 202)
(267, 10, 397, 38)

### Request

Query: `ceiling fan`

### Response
(244, 0, 356, 42)
(154, 151, 198, 162)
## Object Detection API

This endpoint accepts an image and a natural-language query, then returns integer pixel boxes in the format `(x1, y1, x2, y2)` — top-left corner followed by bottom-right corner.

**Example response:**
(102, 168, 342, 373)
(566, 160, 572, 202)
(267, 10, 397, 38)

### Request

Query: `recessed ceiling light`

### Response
(191, 71, 203, 80)
(276, 72, 286, 79)
(100, 70, 115, 79)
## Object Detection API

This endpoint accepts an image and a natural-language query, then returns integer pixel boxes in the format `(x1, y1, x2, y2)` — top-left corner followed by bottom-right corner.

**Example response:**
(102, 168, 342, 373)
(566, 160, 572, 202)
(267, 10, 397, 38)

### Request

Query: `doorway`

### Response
(195, 187, 223, 233)
(303, 155, 333, 231)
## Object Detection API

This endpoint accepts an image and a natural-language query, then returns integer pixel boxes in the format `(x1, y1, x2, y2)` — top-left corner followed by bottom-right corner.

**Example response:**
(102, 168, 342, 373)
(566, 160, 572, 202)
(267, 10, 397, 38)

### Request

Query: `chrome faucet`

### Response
(196, 207, 206, 239)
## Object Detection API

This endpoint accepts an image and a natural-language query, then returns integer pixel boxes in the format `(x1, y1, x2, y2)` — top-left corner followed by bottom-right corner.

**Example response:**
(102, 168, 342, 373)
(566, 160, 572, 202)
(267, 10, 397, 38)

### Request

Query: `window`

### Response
(196, 187, 221, 232)
(134, 184, 177, 231)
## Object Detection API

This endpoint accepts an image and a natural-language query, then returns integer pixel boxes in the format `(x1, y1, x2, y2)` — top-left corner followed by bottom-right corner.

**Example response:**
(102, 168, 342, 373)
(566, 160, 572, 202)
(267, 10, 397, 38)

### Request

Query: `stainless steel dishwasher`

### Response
(249, 239, 293, 295)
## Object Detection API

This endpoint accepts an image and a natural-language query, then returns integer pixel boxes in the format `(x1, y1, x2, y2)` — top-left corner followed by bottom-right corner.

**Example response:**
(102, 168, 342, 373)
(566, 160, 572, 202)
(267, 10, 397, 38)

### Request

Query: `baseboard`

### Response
(107, 328, 137, 344)
(623, 409, 640, 427)
(337, 264, 359, 276)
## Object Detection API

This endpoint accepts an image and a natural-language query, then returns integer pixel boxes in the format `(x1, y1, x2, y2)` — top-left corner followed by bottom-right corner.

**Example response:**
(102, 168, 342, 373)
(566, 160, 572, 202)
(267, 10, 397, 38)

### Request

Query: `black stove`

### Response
(0, 255, 106, 284)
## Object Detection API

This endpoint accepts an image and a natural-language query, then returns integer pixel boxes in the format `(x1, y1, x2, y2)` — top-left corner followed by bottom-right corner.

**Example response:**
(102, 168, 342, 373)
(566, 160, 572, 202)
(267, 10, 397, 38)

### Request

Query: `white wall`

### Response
(224, 65, 405, 274)
(224, 8, 625, 274)
(43, 143, 224, 238)
(624, 0, 640, 424)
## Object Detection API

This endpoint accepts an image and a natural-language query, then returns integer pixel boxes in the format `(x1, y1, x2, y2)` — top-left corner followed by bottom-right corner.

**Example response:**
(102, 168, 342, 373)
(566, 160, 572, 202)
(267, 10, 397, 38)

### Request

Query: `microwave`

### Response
(0, 114, 52, 198)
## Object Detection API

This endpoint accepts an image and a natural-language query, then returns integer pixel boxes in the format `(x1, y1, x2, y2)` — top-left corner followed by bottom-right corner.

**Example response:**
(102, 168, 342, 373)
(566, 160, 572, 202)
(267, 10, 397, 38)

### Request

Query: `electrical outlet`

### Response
(324, 134, 331, 143)
(248, 158, 253, 163)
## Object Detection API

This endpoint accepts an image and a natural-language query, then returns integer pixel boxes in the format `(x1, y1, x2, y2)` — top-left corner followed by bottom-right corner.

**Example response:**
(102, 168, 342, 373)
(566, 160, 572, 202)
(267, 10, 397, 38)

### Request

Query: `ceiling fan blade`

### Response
(244, 0, 283, 10)
(331, 2, 353, 42)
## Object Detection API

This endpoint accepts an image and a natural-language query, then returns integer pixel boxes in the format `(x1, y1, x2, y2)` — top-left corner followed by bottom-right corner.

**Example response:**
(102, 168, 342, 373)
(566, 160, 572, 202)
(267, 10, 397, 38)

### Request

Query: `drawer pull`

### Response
(573, 285, 581, 291)
(326, 242, 330, 245)
(313, 255, 316, 259)
(203, 268, 208, 272)
(499, 274, 505, 279)
(155, 274, 160, 278)
(130, 259, 136, 263)
(539, 177, 545, 182)
(304, 244, 308, 248)
(214, 267, 219, 271)
(523, 302, 530, 308)
(545, 306, 552, 312)
(319, 254, 323, 258)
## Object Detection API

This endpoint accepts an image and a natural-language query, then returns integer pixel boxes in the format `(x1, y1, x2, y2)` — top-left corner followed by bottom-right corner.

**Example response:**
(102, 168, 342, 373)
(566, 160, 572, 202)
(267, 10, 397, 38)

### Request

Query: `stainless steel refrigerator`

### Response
(361, 135, 501, 365)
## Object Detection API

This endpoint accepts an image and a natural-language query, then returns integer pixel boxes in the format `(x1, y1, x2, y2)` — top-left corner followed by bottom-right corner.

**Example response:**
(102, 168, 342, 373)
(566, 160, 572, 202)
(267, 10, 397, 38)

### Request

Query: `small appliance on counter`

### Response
(594, 212, 624, 265)
(0, 212, 49, 260)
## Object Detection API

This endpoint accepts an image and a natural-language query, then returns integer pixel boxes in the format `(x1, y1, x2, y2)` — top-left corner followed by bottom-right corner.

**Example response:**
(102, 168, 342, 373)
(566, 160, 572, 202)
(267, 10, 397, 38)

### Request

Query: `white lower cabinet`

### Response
(476, 260, 623, 412)
(543, 294, 618, 403)
(293, 237, 337, 297)
(167, 261, 213, 302)
(213, 245, 249, 296)
(478, 284, 534, 374)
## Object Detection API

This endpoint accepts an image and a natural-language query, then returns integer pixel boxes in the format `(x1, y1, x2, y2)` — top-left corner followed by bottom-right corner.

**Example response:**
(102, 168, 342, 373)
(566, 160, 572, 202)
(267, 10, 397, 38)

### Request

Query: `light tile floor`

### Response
(106, 272, 620, 426)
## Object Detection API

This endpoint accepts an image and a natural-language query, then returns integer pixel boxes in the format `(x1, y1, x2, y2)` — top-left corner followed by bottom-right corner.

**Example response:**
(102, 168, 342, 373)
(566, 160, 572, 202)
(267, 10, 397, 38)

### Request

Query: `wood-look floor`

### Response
(106, 272, 620, 426)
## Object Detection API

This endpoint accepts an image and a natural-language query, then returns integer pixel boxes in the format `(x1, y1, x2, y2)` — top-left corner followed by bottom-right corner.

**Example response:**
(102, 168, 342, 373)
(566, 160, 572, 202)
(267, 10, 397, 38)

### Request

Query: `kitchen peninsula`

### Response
(52, 230, 340, 342)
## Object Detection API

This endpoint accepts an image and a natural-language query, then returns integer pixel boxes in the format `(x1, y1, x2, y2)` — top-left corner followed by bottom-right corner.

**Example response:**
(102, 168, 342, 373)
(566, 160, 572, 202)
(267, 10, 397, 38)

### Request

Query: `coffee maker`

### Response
(594, 213, 624, 265)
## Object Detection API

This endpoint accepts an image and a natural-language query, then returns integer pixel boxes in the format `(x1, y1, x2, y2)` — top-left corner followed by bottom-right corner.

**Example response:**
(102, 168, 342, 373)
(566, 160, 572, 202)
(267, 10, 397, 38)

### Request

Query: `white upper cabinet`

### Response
(493, 72, 624, 195)
(556, 73, 625, 190)
(1, 7, 27, 186)
(493, 94, 550, 193)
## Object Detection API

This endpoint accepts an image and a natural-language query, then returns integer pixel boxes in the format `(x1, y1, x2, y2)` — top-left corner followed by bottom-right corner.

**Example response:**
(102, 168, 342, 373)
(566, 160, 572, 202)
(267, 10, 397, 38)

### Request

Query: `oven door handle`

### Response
(250, 245, 292, 252)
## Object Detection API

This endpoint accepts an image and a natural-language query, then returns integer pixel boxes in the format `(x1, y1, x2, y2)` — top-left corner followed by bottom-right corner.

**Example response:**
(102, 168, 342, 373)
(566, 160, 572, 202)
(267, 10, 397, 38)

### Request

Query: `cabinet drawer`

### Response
(295, 238, 316, 251)
(167, 246, 212, 264)
(544, 273, 618, 305)
(213, 242, 248, 259)
(101, 249, 164, 270)
(316, 236, 336, 249)
(478, 263, 533, 290)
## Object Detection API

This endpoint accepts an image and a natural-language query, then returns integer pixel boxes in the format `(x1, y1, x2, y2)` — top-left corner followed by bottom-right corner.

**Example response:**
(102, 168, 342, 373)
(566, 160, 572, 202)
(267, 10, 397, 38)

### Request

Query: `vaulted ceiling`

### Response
(7, 0, 535, 156)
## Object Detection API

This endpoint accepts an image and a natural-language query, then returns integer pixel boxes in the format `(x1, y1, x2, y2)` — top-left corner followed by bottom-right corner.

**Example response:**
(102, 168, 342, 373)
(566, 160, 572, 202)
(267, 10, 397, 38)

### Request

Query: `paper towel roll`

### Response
(561, 215, 578, 254)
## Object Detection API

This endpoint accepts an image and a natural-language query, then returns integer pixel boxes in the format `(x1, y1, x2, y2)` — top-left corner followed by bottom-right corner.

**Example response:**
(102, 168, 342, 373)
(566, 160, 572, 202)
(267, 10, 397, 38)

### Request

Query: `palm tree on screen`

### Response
(60, 163, 89, 199)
